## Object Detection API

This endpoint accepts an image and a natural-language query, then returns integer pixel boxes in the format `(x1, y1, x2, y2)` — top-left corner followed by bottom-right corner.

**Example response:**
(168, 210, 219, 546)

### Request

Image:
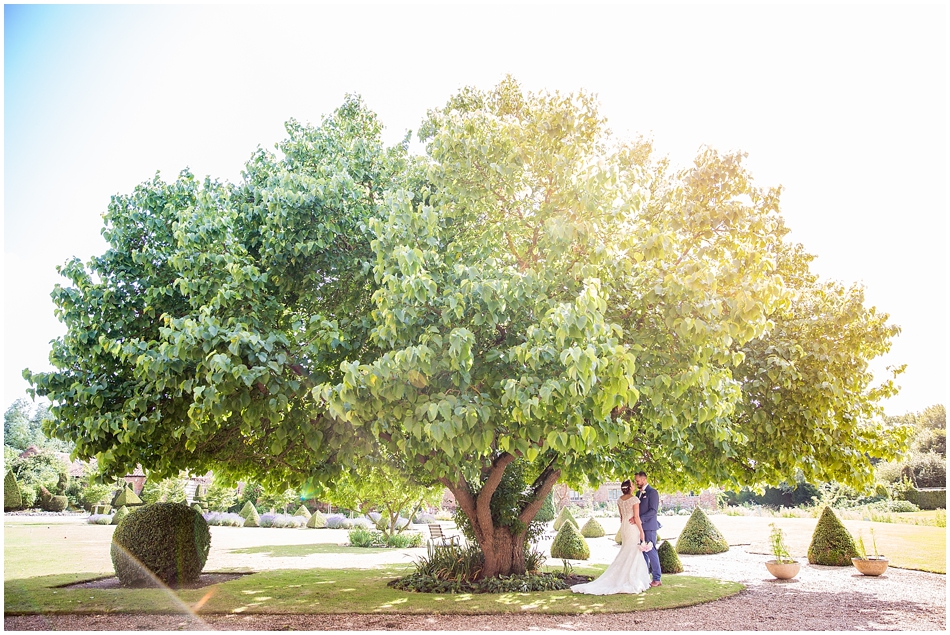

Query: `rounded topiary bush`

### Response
(676, 507, 729, 555)
(111, 505, 130, 525)
(553, 507, 579, 531)
(580, 517, 605, 538)
(111, 502, 211, 586)
(307, 510, 327, 528)
(807, 506, 858, 566)
(658, 540, 683, 574)
(550, 520, 590, 560)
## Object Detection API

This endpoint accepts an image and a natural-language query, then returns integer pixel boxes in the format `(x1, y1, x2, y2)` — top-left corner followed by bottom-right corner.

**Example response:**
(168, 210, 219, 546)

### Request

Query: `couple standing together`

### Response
(571, 471, 662, 595)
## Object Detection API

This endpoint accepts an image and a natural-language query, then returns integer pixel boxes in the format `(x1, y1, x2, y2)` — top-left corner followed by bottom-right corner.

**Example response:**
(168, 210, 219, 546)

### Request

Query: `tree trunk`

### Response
(441, 453, 560, 579)
(480, 525, 526, 578)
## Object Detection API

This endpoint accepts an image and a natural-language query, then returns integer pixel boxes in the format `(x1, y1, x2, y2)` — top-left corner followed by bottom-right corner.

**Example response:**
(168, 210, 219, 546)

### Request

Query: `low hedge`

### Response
(900, 488, 946, 511)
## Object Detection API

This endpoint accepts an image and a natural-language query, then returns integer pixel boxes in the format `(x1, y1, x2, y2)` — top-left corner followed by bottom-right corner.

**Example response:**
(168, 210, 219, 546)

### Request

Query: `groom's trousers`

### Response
(643, 529, 662, 581)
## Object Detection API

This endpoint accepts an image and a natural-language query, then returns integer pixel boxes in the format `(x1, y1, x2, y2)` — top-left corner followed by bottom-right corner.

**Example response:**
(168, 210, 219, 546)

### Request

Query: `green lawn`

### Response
(4, 523, 116, 580)
(230, 544, 391, 557)
(4, 565, 743, 616)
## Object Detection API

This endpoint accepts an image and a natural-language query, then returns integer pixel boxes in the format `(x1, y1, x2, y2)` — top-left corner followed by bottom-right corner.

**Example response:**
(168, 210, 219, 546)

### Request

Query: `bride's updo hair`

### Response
(620, 479, 632, 495)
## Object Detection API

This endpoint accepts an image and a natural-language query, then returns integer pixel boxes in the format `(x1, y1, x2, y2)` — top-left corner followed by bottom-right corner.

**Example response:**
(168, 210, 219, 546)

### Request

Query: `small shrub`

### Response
(871, 499, 920, 513)
(676, 507, 729, 555)
(111, 505, 130, 525)
(18, 484, 38, 509)
(434, 509, 454, 521)
(553, 507, 579, 531)
(580, 518, 605, 538)
(87, 514, 113, 525)
(389, 570, 584, 594)
(386, 531, 424, 548)
(325, 514, 346, 529)
(307, 510, 327, 528)
(657, 540, 683, 574)
(348, 517, 372, 530)
(413, 512, 437, 524)
(203, 512, 245, 527)
(525, 546, 547, 573)
(111, 502, 211, 586)
(807, 506, 858, 566)
(367, 511, 382, 523)
(550, 520, 590, 560)
(413, 541, 484, 581)
(4, 470, 23, 511)
(348, 527, 380, 547)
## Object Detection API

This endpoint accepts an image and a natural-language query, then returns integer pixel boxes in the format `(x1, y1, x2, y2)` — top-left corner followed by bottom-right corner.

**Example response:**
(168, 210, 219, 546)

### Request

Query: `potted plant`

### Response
(852, 528, 888, 576)
(765, 523, 801, 580)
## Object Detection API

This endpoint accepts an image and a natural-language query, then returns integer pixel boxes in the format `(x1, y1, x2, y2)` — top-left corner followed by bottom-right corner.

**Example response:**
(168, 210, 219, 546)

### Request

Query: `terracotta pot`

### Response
(852, 557, 889, 576)
(765, 559, 801, 579)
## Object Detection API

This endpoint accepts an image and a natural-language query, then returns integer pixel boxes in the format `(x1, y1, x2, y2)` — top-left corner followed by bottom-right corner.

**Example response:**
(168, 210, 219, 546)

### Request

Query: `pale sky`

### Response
(4, 3, 947, 418)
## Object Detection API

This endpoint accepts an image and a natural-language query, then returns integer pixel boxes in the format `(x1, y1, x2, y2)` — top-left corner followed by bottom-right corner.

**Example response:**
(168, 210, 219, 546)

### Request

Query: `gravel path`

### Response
(6, 547, 945, 631)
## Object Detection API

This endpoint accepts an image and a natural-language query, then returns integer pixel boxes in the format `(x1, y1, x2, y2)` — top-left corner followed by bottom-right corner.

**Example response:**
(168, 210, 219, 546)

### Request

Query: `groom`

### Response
(633, 471, 662, 587)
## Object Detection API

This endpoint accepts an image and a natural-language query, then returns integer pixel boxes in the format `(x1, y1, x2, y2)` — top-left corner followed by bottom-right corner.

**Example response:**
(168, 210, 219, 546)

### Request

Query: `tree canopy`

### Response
(27, 78, 907, 576)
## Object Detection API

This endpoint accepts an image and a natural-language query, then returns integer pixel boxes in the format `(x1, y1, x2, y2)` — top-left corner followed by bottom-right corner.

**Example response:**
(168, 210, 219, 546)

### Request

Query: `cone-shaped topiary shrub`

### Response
(306, 509, 327, 528)
(536, 491, 556, 523)
(550, 519, 590, 560)
(294, 505, 311, 519)
(807, 506, 859, 566)
(4, 471, 22, 511)
(113, 485, 143, 507)
(658, 540, 683, 573)
(111, 505, 130, 525)
(111, 502, 211, 586)
(243, 504, 261, 527)
(239, 500, 257, 519)
(580, 517, 605, 538)
(553, 506, 579, 531)
(676, 507, 729, 554)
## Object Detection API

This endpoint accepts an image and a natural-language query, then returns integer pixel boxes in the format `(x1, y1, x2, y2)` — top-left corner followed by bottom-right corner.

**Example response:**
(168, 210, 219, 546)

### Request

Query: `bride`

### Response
(571, 479, 652, 595)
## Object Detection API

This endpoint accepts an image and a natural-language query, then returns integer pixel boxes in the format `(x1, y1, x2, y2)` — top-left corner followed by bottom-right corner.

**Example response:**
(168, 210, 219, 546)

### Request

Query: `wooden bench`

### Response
(427, 523, 458, 545)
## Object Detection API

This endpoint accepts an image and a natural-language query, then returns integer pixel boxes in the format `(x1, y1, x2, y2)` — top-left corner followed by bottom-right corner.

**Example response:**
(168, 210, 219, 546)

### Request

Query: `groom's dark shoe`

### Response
(650, 581, 662, 587)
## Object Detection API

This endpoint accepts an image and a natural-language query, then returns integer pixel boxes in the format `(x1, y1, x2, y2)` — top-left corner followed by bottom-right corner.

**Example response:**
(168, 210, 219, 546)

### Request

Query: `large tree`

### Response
(28, 79, 906, 578)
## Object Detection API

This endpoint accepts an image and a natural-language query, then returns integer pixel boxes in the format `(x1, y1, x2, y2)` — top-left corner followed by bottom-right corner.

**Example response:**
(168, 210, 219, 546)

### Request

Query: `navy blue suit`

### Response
(638, 484, 662, 581)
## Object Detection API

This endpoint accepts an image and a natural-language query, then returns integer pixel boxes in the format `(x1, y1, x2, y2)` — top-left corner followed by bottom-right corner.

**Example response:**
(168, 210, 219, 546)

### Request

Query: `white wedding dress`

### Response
(571, 495, 652, 595)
